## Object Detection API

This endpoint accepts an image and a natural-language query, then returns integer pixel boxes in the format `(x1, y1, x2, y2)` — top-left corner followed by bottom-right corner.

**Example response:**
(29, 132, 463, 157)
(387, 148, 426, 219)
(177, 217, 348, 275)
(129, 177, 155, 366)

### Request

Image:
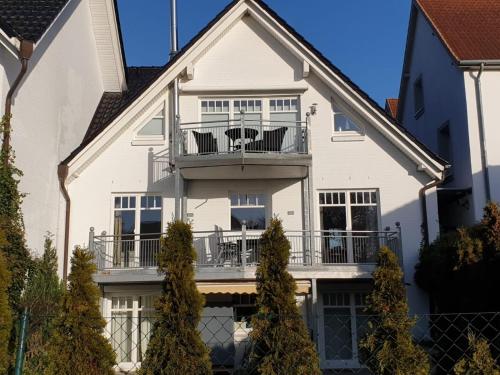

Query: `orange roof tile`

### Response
(385, 98, 399, 119)
(416, 0, 500, 61)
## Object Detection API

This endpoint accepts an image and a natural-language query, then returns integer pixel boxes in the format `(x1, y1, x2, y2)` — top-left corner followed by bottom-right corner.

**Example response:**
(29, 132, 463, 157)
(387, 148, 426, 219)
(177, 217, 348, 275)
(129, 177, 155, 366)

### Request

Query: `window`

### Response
(201, 99, 230, 127)
(109, 295, 157, 365)
(234, 99, 263, 124)
(333, 104, 363, 134)
(319, 190, 378, 232)
(113, 194, 162, 267)
(230, 192, 266, 230)
(137, 109, 165, 137)
(269, 98, 299, 124)
(413, 76, 424, 117)
(322, 292, 369, 365)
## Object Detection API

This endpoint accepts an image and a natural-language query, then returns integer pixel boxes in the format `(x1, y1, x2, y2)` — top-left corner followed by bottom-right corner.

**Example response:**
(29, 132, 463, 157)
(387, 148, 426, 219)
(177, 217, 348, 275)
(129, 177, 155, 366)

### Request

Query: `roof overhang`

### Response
(65, 0, 446, 183)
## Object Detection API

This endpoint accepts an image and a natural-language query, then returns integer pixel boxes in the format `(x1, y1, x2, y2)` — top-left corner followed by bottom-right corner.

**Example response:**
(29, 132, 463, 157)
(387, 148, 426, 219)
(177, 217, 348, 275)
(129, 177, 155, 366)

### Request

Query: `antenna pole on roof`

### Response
(170, 0, 178, 59)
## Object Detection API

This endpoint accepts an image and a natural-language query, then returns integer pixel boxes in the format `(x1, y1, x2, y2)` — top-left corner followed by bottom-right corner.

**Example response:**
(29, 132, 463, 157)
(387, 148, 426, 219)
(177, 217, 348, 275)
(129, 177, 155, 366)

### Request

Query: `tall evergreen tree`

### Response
(0, 230, 12, 374)
(0, 114, 31, 371)
(139, 221, 211, 375)
(247, 218, 321, 375)
(22, 235, 64, 375)
(361, 246, 429, 375)
(46, 248, 115, 375)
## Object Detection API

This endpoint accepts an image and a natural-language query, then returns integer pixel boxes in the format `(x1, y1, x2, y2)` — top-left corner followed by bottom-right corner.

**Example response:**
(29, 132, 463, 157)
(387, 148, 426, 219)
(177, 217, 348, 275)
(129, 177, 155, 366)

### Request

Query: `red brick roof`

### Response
(385, 99, 399, 119)
(416, 0, 500, 61)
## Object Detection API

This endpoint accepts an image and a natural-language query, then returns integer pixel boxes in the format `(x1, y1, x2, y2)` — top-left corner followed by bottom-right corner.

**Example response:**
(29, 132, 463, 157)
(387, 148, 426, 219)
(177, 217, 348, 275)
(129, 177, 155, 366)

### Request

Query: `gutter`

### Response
(458, 61, 496, 202)
(419, 169, 447, 246)
(2, 40, 34, 164)
(58, 164, 70, 283)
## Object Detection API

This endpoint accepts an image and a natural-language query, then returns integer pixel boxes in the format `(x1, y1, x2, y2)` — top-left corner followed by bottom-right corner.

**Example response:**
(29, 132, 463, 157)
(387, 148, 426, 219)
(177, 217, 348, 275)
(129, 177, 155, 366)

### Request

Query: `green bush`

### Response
(0, 235, 12, 374)
(22, 235, 64, 375)
(361, 247, 429, 375)
(246, 218, 321, 375)
(415, 202, 500, 312)
(46, 248, 115, 375)
(139, 221, 211, 375)
(454, 331, 500, 375)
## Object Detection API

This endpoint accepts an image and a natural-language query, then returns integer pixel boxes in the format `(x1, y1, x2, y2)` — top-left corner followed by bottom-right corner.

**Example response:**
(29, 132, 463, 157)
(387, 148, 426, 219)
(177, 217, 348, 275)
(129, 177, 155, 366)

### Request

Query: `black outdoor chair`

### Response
(192, 130, 218, 154)
(245, 126, 288, 152)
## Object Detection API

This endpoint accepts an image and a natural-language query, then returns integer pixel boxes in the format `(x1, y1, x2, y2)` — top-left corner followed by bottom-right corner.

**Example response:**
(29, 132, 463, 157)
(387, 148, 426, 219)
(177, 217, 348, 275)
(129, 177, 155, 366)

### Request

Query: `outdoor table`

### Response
(225, 128, 259, 151)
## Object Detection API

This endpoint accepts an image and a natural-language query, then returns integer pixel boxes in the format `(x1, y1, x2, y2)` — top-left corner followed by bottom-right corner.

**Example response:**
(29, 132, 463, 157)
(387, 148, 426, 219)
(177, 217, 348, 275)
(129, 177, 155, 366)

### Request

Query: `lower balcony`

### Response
(90, 229, 401, 283)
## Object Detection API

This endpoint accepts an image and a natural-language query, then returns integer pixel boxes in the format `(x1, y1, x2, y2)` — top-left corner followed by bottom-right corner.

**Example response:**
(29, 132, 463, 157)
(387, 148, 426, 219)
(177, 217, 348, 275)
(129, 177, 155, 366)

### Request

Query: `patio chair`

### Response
(215, 227, 239, 266)
(245, 127, 288, 152)
(192, 130, 218, 154)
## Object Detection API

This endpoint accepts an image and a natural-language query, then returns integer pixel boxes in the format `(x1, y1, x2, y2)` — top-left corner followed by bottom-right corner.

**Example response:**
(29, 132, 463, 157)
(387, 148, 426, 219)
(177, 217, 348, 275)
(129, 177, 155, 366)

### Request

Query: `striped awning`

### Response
(196, 280, 311, 295)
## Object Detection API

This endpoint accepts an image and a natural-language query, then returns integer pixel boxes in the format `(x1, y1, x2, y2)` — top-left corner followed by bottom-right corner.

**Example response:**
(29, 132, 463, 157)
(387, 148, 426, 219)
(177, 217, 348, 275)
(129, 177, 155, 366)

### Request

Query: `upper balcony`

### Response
(90, 227, 401, 283)
(175, 117, 311, 179)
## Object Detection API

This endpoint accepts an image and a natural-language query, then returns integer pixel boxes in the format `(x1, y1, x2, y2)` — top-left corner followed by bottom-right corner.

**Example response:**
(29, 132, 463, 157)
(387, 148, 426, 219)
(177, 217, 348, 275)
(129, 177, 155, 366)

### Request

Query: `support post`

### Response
(14, 307, 28, 375)
(241, 221, 247, 269)
(240, 110, 245, 154)
(311, 279, 320, 350)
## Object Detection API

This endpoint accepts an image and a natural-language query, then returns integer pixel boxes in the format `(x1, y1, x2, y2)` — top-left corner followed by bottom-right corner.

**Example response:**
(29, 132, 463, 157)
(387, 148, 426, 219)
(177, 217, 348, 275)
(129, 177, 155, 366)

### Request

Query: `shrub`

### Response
(361, 247, 429, 375)
(22, 235, 64, 375)
(0, 240, 12, 374)
(139, 221, 211, 375)
(415, 202, 500, 312)
(454, 331, 500, 375)
(46, 248, 115, 375)
(246, 218, 321, 375)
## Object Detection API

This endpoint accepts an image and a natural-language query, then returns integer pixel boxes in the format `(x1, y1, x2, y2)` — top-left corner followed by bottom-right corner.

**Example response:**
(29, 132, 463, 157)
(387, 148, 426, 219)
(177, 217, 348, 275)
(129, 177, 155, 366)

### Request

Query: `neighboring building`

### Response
(61, 0, 446, 371)
(0, 0, 126, 271)
(397, 0, 500, 229)
(385, 98, 399, 119)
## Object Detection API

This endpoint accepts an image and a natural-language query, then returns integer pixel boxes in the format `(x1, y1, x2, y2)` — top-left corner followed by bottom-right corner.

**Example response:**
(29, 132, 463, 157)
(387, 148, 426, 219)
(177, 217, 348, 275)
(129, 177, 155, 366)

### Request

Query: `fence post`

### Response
(14, 307, 28, 375)
(395, 222, 404, 269)
(240, 110, 245, 154)
(89, 227, 96, 267)
(176, 114, 182, 157)
(241, 221, 247, 269)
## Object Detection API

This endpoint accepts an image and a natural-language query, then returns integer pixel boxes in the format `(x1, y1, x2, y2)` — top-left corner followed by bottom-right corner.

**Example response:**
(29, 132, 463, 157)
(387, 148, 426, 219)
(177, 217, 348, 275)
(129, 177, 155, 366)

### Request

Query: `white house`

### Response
(0, 0, 126, 275)
(397, 0, 500, 230)
(60, 0, 446, 371)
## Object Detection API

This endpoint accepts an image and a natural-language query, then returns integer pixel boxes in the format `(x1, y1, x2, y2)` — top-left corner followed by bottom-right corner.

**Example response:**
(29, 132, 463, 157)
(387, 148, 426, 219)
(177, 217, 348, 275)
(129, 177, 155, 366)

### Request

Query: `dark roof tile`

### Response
(0, 0, 69, 42)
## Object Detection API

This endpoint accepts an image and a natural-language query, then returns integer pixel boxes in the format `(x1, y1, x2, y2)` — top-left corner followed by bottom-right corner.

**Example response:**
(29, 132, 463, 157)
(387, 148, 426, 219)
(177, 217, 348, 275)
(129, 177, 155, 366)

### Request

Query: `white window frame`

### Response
(132, 103, 166, 146)
(111, 194, 163, 267)
(331, 100, 365, 141)
(229, 192, 267, 231)
(104, 293, 159, 371)
(318, 291, 369, 369)
(318, 190, 379, 232)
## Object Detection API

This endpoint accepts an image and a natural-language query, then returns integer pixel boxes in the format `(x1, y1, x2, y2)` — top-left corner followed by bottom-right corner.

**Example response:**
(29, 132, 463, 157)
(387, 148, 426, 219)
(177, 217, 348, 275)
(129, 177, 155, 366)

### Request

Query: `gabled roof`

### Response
(0, 0, 69, 42)
(385, 98, 399, 119)
(416, 0, 500, 61)
(64, 0, 447, 177)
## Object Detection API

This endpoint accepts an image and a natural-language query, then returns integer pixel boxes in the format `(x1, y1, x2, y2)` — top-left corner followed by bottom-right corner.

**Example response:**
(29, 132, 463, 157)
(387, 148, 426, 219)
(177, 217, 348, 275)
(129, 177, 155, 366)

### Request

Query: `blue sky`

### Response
(116, 0, 412, 106)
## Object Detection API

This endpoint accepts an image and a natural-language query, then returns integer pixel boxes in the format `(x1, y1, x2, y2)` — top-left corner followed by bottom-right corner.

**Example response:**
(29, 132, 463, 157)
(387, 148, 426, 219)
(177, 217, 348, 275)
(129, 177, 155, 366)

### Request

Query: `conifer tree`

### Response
(139, 221, 211, 375)
(454, 331, 500, 375)
(46, 248, 115, 375)
(246, 218, 321, 375)
(0, 231, 12, 374)
(361, 246, 429, 375)
(23, 235, 64, 375)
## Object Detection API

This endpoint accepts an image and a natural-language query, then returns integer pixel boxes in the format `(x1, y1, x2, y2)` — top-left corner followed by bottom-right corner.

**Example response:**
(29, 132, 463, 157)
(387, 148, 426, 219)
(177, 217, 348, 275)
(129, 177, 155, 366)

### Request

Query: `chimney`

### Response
(170, 0, 178, 59)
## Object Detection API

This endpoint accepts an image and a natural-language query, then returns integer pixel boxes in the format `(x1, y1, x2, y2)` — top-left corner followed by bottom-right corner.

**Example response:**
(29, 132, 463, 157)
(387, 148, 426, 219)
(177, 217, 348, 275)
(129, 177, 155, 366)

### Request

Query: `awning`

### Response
(196, 280, 311, 295)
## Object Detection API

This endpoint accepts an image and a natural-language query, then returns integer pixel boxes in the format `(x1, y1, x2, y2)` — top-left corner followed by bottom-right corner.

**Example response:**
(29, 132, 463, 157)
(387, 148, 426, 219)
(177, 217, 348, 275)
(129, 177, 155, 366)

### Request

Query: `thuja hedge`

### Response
(415, 202, 500, 313)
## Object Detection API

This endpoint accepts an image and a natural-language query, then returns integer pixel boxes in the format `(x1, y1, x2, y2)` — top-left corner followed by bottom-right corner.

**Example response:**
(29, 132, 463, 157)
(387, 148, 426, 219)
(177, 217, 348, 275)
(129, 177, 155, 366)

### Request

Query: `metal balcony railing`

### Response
(178, 118, 309, 157)
(89, 225, 401, 272)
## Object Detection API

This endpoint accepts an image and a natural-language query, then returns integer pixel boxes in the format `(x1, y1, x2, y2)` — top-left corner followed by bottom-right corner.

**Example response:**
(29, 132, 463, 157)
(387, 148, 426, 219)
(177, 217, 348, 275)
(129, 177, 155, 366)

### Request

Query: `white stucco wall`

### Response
(2, 0, 103, 260)
(400, 10, 475, 225)
(463, 70, 500, 220)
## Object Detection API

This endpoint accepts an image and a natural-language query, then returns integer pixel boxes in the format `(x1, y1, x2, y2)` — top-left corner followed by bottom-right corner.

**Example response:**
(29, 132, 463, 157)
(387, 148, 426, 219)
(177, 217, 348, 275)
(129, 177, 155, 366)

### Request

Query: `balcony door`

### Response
(319, 190, 379, 263)
(113, 195, 162, 268)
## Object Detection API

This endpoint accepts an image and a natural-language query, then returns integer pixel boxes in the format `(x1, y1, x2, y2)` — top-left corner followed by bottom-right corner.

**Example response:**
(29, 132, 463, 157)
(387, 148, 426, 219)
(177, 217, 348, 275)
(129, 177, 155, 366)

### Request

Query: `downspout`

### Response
(57, 164, 70, 283)
(2, 40, 34, 164)
(419, 170, 446, 246)
(475, 63, 491, 202)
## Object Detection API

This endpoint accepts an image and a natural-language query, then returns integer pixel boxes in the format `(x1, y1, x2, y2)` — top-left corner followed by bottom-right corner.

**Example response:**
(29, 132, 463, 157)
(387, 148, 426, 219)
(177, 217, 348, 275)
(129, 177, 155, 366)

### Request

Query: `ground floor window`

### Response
(108, 294, 157, 365)
(322, 291, 369, 367)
